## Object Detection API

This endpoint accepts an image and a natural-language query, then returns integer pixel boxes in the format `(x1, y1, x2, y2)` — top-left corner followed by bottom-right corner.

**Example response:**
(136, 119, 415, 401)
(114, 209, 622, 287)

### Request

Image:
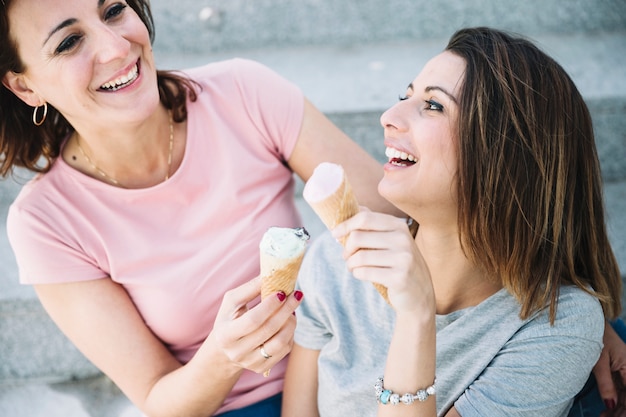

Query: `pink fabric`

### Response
(7, 58, 304, 414)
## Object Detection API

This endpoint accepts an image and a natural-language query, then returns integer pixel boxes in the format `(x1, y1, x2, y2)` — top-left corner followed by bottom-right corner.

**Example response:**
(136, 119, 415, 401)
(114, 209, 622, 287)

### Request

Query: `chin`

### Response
(378, 179, 403, 208)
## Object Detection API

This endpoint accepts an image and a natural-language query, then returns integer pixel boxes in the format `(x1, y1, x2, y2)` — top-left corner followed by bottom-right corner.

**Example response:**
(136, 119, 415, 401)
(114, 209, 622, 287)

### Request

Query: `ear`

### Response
(2, 71, 42, 107)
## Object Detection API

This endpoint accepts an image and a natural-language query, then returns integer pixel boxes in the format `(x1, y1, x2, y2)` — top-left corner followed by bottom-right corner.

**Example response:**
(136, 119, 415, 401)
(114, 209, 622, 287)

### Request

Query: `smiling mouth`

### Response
(385, 146, 417, 166)
(100, 63, 139, 91)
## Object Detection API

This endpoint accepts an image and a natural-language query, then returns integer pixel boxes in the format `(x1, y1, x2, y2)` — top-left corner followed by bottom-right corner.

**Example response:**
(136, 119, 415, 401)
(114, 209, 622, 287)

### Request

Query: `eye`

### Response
(425, 99, 443, 112)
(398, 94, 409, 101)
(105, 3, 127, 21)
(55, 34, 82, 54)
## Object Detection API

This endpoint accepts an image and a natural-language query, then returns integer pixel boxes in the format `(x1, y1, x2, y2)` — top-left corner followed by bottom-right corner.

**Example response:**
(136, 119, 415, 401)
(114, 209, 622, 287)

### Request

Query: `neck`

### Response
(64, 107, 177, 188)
(415, 226, 503, 315)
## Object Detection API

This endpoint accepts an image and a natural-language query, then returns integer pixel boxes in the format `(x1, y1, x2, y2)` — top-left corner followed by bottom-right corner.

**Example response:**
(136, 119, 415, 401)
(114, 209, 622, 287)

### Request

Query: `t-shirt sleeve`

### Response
(454, 288, 604, 417)
(294, 232, 342, 350)
(7, 200, 107, 284)
(229, 58, 305, 162)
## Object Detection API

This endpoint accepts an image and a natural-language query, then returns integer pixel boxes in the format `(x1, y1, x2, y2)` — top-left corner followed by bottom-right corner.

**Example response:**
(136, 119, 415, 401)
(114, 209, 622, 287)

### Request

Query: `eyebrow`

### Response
(43, 18, 77, 47)
(425, 86, 459, 104)
(42, 0, 106, 47)
(407, 83, 459, 104)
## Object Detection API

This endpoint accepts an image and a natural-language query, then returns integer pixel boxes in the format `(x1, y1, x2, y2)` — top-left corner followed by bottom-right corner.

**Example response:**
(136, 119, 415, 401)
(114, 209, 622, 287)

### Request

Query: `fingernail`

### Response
(294, 290, 303, 301)
(276, 291, 286, 302)
(292, 311, 296, 316)
(605, 399, 616, 410)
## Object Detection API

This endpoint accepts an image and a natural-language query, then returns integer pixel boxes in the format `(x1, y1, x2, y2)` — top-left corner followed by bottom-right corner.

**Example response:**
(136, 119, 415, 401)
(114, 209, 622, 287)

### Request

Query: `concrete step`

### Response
(148, 0, 626, 54)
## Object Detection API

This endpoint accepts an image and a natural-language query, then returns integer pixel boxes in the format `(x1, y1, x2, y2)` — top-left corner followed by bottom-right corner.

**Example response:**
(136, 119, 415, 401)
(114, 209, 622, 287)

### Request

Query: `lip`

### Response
(384, 140, 416, 159)
(99, 58, 141, 92)
(383, 139, 418, 171)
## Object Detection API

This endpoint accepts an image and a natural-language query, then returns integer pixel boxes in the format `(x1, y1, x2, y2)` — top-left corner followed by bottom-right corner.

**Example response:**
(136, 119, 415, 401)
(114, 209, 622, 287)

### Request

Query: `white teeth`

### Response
(385, 146, 416, 162)
(101, 64, 138, 91)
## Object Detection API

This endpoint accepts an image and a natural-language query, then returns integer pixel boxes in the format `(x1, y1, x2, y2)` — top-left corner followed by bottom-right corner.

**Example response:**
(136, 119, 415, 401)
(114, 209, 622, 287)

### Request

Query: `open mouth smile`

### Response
(385, 146, 417, 166)
(100, 63, 139, 91)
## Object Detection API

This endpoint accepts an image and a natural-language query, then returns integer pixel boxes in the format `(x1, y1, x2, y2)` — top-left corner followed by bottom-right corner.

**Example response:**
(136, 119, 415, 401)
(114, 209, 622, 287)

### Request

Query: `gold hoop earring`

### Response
(32, 103, 48, 126)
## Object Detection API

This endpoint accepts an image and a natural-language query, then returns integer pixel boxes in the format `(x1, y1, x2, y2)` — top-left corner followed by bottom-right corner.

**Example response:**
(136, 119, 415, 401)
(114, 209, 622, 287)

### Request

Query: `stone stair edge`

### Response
(148, 0, 626, 54)
(153, 31, 626, 114)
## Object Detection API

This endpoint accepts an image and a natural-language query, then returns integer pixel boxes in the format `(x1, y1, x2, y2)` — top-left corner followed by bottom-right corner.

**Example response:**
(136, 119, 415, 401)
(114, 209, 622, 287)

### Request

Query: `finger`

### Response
(213, 291, 301, 366)
(594, 350, 619, 407)
(255, 315, 297, 373)
(217, 276, 262, 319)
(343, 225, 414, 261)
(619, 367, 626, 386)
(345, 246, 397, 272)
(229, 290, 303, 349)
(332, 211, 405, 240)
(342, 231, 393, 258)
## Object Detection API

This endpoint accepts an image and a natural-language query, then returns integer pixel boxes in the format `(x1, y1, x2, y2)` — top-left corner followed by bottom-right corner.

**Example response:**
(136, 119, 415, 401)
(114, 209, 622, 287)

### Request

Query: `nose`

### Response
(380, 100, 409, 133)
(93, 24, 131, 64)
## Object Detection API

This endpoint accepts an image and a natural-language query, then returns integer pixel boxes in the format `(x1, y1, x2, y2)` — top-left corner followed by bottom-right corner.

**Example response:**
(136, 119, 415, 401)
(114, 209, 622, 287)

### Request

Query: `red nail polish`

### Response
(276, 291, 286, 302)
(294, 290, 303, 301)
(292, 311, 296, 316)
(605, 399, 616, 410)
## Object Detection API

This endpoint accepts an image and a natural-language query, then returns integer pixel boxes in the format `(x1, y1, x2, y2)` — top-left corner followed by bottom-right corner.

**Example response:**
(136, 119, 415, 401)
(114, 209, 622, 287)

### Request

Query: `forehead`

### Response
(9, 0, 78, 23)
(9, 0, 95, 35)
(413, 51, 466, 96)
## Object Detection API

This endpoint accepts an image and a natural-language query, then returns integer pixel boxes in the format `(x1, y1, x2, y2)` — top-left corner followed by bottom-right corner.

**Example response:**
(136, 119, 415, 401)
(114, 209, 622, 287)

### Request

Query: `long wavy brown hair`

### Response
(0, 0, 199, 177)
(447, 27, 621, 322)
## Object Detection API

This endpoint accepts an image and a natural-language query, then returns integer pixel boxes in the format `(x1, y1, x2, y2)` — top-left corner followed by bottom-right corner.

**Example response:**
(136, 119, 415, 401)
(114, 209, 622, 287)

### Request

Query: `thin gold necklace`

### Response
(76, 111, 174, 187)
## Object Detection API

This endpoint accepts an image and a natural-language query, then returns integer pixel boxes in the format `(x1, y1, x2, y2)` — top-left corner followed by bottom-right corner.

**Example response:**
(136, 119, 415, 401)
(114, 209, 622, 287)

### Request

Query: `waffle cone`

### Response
(305, 165, 390, 304)
(307, 174, 359, 247)
(260, 251, 305, 300)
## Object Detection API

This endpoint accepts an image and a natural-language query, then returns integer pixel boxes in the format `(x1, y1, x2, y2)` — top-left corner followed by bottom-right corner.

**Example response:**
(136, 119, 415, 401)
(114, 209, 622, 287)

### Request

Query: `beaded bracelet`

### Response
(374, 377, 436, 405)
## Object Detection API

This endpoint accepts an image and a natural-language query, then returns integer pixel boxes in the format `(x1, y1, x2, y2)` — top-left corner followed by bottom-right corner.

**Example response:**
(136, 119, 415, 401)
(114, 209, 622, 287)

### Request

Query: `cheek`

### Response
(433, 126, 458, 174)
(30, 61, 92, 112)
(125, 13, 152, 45)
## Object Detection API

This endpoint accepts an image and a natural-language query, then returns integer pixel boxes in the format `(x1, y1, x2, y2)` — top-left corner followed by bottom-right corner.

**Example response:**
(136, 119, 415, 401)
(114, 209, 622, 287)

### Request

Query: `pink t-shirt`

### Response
(7, 58, 304, 414)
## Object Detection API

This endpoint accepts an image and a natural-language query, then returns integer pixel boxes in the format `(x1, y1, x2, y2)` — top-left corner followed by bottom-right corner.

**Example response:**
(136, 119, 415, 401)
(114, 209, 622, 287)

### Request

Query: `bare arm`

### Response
(334, 211, 437, 417)
(595, 320, 626, 416)
(288, 99, 403, 216)
(35, 276, 300, 417)
(282, 343, 320, 417)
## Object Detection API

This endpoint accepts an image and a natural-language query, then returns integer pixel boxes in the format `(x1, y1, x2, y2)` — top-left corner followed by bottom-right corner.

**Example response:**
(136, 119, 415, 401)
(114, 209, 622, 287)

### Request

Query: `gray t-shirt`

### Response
(294, 232, 604, 417)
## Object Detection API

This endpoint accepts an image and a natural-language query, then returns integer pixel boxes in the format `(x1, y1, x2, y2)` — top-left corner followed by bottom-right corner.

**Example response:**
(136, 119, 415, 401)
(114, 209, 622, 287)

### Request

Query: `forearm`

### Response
(141, 337, 242, 417)
(378, 312, 437, 417)
(282, 344, 321, 417)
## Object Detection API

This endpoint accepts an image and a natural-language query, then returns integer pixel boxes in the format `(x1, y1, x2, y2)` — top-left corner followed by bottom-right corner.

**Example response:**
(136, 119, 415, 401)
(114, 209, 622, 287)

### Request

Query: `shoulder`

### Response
(450, 287, 604, 416)
(298, 231, 347, 294)
(8, 170, 61, 225)
(522, 286, 604, 341)
(181, 58, 285, 88)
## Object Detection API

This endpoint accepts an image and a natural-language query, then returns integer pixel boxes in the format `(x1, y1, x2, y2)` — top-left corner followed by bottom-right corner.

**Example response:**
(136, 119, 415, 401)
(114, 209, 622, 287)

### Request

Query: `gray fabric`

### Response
(294, 231, 604, 417)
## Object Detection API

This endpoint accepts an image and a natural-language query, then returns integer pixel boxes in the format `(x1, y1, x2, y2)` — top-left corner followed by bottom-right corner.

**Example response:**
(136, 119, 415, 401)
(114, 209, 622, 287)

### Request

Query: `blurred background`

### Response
(1, 1, 625, 415)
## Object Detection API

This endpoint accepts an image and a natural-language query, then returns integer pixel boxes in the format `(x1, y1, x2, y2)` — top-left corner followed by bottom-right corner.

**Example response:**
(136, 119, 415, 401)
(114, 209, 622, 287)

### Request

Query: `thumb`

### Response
(216, 276, 262, 321)
(594, 349, 618, 407)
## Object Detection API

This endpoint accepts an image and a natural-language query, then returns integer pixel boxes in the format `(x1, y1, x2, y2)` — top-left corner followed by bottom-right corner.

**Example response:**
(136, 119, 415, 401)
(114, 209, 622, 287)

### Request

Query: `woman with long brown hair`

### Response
(284, 27, 622, 417)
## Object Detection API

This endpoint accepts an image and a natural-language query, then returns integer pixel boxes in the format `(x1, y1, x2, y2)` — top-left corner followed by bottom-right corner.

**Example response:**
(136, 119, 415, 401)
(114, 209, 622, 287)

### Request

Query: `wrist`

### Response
(394, 304, 435, 328)
(375, 376, 436, 405)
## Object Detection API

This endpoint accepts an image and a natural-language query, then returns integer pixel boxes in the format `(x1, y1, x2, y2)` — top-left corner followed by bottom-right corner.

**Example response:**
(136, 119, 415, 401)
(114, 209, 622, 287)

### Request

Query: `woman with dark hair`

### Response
(283, 27, 623, 417)
(0, 0, 399, 416)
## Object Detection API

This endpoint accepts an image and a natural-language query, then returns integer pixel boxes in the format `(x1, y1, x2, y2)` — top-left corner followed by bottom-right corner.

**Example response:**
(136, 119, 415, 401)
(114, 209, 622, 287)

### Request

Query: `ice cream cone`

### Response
(259, 227, 309, 300)
(303, 162, 390, 303)
(305, 172, 359, 246)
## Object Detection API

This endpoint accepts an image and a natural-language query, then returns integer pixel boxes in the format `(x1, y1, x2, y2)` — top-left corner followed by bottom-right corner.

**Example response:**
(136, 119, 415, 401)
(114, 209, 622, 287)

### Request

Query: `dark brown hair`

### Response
(0, 0, 199, 177)
(447, 27, 621, 322)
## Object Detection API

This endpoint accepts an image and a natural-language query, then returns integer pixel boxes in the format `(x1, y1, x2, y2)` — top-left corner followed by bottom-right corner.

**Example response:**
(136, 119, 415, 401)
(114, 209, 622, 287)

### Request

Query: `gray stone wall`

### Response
(150, 0, 626, 54)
